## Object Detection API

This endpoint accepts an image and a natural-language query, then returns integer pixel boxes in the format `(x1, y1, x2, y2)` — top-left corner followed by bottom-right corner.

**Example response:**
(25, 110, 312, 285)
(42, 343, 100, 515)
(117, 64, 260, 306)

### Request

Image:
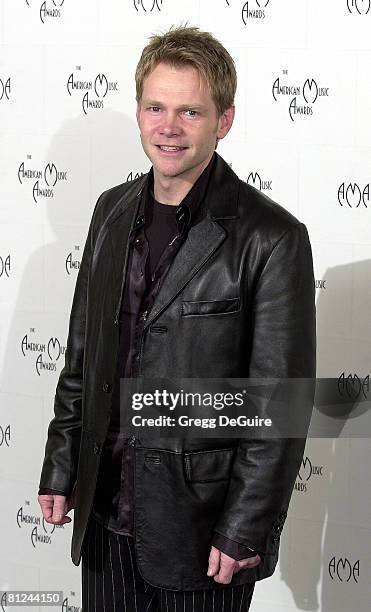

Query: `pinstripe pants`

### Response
(81, 515, 255, 612)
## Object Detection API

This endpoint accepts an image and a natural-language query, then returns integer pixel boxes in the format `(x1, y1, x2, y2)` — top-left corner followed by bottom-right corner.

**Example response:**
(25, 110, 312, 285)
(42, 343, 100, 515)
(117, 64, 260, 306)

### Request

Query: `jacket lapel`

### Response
(143, 154, 240, 329)
(143, 213, 226, 329)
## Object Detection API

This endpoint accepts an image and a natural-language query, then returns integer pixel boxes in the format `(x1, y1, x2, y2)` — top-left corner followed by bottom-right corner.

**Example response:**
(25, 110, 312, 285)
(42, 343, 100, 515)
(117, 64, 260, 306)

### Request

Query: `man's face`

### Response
(136, 62, 234, 184)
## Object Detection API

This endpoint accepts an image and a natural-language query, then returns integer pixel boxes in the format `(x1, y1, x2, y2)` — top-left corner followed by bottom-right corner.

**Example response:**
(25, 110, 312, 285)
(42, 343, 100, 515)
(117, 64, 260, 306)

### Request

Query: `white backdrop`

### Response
(1, 1, 371, 611)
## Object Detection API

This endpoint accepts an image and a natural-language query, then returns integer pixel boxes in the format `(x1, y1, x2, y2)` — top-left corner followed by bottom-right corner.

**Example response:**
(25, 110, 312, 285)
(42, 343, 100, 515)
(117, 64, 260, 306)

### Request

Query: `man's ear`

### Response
(217, 105, 235, 142)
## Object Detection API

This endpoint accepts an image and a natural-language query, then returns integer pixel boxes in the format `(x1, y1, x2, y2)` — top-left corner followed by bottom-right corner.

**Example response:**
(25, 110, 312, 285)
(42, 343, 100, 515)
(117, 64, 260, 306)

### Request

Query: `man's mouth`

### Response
(156, 145, 188, 152)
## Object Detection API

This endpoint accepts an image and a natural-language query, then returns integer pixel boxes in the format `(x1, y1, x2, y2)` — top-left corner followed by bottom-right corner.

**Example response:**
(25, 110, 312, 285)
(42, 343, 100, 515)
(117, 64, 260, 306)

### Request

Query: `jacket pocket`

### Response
(184, 448, 236, 483)
(181, 297, 241, 317)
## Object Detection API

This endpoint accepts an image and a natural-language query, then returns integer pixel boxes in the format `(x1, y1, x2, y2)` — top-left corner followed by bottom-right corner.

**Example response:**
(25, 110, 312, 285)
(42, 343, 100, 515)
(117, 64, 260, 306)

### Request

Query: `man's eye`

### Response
(149, 106, 161, 112)
(185, 110, 198, 117)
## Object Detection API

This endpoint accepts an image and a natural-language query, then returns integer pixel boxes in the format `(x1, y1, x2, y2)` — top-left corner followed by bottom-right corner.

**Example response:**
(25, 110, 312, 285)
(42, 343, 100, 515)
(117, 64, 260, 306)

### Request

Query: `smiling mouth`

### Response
(156, 145, 188, 151)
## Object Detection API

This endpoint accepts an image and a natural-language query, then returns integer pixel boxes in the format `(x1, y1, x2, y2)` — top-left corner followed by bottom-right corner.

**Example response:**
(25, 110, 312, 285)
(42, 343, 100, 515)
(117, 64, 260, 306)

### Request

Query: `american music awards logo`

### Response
(61, 594, 82, 612)
(66, 248, 81, 275)
(328, 556, 360, 582)
(25, 0, 65, 24)
(17, 503, 64, 548)
(0, 77, 11, 101)
(226, 0, 271, 23)
(0, 255, 11, 278)
(315, 279, 327, 290)
(294, 455, 324, 493)
(21, 330, 66, 376)
(0, 425, 11, 447)
(67, 69, 119, 115)
(337, 372, 370, 400)
(272, 72, 330, 122)
(338, 182, 370, 208)
(18, 156, 68, 204)
(133, 0, 163, 11)
(347, 0, 370, 14)
(246, 172, 273, 192)
(126, 171, 145, 182)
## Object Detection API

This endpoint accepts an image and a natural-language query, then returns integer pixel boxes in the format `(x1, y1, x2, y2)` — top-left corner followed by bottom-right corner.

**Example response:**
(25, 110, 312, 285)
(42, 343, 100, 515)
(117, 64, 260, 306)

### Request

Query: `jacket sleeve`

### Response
(38, 193, 105, 496)
(211, 532, 262, 561)
(214, 222, 316, 556)
(38, 488, 67, 496)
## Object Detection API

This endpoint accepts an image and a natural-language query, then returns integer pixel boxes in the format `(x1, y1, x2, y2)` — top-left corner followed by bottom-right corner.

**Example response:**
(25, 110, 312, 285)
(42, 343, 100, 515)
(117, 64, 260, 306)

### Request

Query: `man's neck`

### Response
(153, 154, 214, 205)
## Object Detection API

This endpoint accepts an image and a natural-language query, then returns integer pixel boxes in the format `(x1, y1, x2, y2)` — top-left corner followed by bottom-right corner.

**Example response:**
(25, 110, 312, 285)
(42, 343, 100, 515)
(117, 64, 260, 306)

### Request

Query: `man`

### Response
(38, 25, 316, 611)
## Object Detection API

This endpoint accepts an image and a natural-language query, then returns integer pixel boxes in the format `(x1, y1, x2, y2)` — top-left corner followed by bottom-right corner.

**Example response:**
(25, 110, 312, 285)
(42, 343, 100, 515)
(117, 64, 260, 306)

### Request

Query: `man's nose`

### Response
(160, 112, 181, 136)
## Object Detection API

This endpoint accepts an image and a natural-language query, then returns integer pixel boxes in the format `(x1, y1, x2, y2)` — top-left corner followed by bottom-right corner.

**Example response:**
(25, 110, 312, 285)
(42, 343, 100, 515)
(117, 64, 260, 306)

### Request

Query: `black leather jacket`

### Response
(39, 152, 316, 590)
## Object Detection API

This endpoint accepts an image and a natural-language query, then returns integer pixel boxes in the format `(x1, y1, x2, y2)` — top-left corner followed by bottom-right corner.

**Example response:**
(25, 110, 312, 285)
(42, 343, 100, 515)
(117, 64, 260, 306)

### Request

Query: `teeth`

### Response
(159, 146, 183, 151)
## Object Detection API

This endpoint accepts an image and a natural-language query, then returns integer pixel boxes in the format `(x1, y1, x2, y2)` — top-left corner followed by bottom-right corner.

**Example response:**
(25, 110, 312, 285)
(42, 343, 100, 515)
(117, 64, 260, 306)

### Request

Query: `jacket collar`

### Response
(205, 151, 240, 220)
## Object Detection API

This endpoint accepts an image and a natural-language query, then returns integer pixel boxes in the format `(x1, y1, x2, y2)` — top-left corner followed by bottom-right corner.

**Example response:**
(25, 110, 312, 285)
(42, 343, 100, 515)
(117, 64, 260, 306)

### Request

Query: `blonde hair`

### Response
(135, 24, 237, 117)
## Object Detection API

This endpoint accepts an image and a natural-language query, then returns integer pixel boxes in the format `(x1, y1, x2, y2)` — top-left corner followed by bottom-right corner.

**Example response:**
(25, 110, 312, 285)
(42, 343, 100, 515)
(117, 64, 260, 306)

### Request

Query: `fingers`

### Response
(237, 554, 262, 570)
(212, 551, 236, 585)
(38, 495, 71, 525)
(207, 548, 263, 585)
(207, 546, 221, 577)
(38, 495, 54, 521)
(52, 495, 70, 524)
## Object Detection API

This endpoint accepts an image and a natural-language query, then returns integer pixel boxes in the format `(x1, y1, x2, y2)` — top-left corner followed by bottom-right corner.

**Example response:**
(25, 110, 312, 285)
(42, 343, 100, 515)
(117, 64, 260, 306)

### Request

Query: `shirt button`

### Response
(135, 238, 140, 244)
(141, 310, 148, 320)
(102, 382, 112, 393)
(93, 442, 101, 454)
(128, 435, 136, 447)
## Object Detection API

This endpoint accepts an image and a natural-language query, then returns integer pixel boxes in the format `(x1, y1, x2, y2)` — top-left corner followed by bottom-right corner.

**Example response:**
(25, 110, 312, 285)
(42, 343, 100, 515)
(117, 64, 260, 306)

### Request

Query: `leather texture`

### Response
(39, 152, 316, 590)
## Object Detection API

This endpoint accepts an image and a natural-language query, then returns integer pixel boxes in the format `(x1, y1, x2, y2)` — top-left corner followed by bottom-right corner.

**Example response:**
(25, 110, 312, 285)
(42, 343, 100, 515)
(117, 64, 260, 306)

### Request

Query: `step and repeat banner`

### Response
(1, 1, 371, 611)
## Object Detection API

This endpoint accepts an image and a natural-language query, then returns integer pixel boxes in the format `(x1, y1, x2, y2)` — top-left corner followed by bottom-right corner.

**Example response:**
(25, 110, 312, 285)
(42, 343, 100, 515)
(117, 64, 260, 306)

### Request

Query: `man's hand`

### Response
(38, 490, 75, 525)
(207, 546, 261, 584)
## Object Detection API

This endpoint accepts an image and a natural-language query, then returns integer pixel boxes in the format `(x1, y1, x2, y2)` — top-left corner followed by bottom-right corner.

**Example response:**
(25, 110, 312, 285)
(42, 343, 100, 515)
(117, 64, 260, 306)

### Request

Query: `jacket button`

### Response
(274, 524, 282, 533)
(93, 442, 101, 454)
(128, 435, 136, 447)
(102, 382, 112, 393)
(279, 511, 286, 521)
(272, 535, 280, 543)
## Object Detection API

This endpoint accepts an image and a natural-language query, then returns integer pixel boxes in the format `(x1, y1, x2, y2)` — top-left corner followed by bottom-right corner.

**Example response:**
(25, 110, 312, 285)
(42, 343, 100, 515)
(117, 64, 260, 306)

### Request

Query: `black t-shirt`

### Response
(144, 195, 179, 286)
